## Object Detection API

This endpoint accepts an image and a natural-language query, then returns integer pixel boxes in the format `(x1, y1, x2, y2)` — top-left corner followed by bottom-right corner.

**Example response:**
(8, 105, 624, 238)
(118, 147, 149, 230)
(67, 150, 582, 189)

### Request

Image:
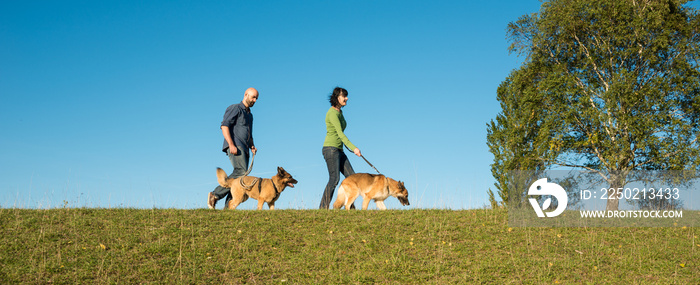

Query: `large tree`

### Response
(489, 0, 700, 210)
(487, 65, 553, 208)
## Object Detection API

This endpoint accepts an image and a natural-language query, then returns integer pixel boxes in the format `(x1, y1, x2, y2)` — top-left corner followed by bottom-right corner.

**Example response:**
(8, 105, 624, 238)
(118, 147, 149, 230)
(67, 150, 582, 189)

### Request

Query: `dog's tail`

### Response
(333, 185, 347, 209)
(216, 168, 229, 188)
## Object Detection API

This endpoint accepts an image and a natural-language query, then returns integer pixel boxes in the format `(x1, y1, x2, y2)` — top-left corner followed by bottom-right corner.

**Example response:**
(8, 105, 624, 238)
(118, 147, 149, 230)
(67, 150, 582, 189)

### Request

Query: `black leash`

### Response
(360, 155, 381, 175)
(345, 146, 390, 190)
(345, 146, 381, 174)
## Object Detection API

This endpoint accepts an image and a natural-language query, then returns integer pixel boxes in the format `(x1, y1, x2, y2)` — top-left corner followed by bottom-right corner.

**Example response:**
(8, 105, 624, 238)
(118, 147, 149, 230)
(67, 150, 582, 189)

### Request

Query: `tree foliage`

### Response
(488, 0, 700, 210)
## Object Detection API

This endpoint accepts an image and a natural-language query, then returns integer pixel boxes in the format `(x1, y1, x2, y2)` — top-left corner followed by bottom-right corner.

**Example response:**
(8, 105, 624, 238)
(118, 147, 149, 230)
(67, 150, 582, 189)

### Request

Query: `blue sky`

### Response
(7, 0, 689, 210)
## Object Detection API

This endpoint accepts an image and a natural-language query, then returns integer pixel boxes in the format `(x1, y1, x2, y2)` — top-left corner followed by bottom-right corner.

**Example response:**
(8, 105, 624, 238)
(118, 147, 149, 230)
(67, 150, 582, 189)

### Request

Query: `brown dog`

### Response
(333, 173, 410, 210)
(216, 167, 298, 210)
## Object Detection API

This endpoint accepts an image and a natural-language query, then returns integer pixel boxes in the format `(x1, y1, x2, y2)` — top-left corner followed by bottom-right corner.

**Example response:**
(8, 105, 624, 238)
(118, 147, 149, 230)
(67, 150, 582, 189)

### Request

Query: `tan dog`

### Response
(333, 173, 410, 210)
(216, 167, 298, 210)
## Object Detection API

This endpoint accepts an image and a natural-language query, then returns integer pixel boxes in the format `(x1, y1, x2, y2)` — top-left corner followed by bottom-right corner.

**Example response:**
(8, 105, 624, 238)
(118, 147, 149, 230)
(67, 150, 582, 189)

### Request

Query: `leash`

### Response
(360, 155, 381, 175)
(345, 146, 390, 192)
(345, 146, 381, 174)
(243, 150, 255, 176)
(239, 150, 260, 189)
(239, 176, 261, 190)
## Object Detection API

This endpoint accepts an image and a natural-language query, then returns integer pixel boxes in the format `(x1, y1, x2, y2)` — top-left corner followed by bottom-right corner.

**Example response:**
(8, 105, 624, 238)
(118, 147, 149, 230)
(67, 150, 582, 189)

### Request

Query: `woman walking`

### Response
(320, 87, 362, 209)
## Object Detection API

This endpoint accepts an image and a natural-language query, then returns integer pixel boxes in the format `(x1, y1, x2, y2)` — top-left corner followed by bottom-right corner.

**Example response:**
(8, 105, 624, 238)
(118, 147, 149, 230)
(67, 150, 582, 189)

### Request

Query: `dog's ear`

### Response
(399, 181, 405, 188)
(277, 167, 285, 175)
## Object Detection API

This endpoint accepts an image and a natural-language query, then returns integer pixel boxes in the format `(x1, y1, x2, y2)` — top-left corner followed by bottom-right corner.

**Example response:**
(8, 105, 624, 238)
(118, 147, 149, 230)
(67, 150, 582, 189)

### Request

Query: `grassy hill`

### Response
(1, 208, 697, 284)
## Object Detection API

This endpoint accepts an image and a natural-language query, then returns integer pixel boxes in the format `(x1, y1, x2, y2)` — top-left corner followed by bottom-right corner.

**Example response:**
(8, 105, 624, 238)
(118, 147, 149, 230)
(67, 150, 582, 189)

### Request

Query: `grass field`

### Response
(0, 208, 697, 284)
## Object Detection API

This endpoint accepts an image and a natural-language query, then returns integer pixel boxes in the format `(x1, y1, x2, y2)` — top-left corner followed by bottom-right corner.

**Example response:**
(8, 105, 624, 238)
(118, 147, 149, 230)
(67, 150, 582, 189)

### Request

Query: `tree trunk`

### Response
(605, 189, 620, 211)
(605, 173, 625, 211)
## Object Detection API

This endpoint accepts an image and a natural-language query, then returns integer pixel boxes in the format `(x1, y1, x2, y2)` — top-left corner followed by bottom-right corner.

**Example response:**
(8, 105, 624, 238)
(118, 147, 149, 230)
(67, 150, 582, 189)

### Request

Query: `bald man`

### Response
(208, 88, 259, 209)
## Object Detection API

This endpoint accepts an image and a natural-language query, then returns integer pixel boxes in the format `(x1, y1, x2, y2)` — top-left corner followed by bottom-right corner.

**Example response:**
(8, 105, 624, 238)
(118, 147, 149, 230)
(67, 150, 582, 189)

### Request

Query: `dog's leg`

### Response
(226, 200, 239, 210)
(227, 191, 246, 210)
(376, 200, 387, 210)
(346, 188, 361, 211)
(257, 199, 265, 210)
(268, 202, 275, 210)
(362, 197, 371, 210)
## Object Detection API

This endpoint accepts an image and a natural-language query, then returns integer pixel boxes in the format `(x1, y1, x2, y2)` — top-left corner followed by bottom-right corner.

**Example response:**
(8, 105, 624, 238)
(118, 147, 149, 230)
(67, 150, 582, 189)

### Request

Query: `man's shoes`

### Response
(208, 192, 217, 209)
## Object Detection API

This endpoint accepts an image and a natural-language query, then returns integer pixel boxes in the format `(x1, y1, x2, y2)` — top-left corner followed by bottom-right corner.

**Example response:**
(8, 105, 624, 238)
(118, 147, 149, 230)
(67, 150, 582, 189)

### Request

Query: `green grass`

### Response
(0, 208, 698, 284)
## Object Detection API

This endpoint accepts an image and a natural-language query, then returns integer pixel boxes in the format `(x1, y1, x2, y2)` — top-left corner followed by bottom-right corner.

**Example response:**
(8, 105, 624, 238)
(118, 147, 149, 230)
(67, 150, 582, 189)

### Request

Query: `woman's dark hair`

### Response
(329, 87, 348, 108)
